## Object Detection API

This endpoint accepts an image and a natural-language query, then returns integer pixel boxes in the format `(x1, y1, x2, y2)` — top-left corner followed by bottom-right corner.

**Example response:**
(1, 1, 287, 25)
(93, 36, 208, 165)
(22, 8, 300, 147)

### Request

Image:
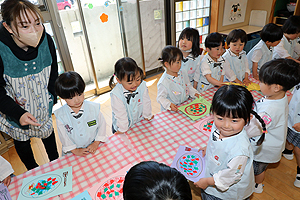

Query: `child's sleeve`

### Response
(251, 49, 263, 63)
(142, 86, 153, 119)
(95, 111, 108, 142)
(244, 57, 251, 75)
(274, 40, 290, 58)
(200, 60, 212, 76)
(183, 70, 199, 97)
(157, 84, 171, 110)
(111, 94, 130, 132)
(193, 62, 201, 82)
(223, 60, 236, 82)
(0, 156, 14, 182)
(213, 155, 248, 191)
(56, 117, 77, 153)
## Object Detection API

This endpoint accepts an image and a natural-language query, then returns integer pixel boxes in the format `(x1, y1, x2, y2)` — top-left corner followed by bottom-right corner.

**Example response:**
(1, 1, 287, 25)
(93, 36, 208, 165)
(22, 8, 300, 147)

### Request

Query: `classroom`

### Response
(0, 0, 300, 199)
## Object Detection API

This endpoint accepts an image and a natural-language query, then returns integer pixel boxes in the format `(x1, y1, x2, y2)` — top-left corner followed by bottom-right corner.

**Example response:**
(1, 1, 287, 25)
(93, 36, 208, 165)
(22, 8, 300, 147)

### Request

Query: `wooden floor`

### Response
(2, 72, 300, 199)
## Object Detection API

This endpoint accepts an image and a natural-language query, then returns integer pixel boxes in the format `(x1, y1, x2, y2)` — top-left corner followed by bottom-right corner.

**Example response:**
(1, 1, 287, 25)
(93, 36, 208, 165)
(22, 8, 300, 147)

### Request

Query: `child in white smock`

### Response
(223, 29, 251, 85)
(247, 23, 283, 80)
(109, 57, 153, 134)
(273, 16, 300, 64)
(177, 27, 202, 84)
(195, 85, 266, 200)
(247, 59, 300, 193)
(193, 32, 234, 93)
(54, 72, 108, 157)
(157, 46, 200, 111)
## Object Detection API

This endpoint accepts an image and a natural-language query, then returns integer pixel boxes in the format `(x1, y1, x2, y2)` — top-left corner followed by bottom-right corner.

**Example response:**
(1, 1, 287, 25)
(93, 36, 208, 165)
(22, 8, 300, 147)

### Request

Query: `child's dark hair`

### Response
(109, 57, 144, 89)
(211, 85, 266, 145)
(260, 23, 283, 42)
(282, 15, 300, 34)
(123, 161, 192, 200)
(178, 27, 200, 57)
(205, 32, 224, 49)
(259, 59, 300, 91)
(55, 71, 85, 99)
(159, 45, 183, 67)
(226, 29, 247, 45)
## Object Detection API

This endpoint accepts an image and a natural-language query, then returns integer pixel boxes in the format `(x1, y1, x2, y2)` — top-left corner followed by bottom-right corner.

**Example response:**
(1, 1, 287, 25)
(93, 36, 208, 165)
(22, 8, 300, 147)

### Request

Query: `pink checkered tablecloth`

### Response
(8, 135, 139, 200)
(121, 81, 264, 166)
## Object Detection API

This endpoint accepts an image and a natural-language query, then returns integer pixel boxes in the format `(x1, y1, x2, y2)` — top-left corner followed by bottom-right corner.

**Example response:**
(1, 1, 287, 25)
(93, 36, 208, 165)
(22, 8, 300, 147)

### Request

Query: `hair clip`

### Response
(158, 58, 163, 61)
(262, 129, 267, 134)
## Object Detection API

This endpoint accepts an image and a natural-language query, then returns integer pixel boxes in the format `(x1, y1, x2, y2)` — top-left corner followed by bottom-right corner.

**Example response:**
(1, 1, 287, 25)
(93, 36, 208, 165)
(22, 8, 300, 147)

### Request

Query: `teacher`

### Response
(0, 0, 59, 170)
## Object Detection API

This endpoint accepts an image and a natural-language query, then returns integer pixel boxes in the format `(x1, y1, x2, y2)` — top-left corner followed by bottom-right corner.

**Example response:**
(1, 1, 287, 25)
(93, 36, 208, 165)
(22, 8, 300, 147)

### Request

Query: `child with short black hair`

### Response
(273, 16, 300, 64)
(195, 85, 266, 200)
(109, 57, 153, 134)
(54, 71, 108, 157)
(248, 59, 300, 193)
(123, 161, 192, 200)
(157, 46, 200, 111)
(193, 32, 234, 93)
(247, 23, 283, 80)
(223, 29, 251, 85)
(177, 27, 201, 83)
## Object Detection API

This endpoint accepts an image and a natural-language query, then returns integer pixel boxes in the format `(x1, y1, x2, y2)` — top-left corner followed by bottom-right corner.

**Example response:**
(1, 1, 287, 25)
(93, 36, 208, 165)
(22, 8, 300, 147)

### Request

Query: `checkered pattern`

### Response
(8, 135, 138, 200)
(8, 78, 269, 199)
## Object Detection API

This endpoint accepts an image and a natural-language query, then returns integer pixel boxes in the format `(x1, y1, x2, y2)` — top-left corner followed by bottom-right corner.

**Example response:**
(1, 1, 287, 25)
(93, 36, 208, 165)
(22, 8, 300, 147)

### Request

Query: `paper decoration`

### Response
(18, 166, 72, 200)
(0, 183, 12, 200)
(171, 146, 205, 182)
(88, 164, 133, 200)
(178, 97, 211, 121)
(222, 0, 248, 26)
(224, 82, 260, 91)
(100, 13, 108, 23)
(71, 190, 92, 200)
(193, 114, 214, 136)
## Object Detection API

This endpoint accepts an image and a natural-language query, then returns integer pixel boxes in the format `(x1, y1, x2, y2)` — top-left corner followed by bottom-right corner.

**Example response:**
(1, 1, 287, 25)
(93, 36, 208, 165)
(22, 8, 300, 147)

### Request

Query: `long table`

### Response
(8, 81, 264, 199)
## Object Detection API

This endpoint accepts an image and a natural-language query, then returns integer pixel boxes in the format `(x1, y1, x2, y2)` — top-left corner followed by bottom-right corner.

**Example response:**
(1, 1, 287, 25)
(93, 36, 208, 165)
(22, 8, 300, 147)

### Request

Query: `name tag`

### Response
(87, 120, 97, 127)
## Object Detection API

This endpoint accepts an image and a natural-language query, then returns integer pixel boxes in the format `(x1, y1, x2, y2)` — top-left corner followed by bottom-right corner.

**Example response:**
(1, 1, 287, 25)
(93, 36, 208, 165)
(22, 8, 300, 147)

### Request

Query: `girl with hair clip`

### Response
(195, 85, 266, 200)
(0, 0, 59, 170)
(109, 57, 153, 134)
(157, 46, 200, 112)
(123, 161, 192, 200)
(178, 27, 202, 84)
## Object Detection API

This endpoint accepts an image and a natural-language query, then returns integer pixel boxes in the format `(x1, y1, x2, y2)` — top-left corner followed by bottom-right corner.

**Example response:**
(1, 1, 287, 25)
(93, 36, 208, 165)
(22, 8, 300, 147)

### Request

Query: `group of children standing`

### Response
(51, 16, 300, 199)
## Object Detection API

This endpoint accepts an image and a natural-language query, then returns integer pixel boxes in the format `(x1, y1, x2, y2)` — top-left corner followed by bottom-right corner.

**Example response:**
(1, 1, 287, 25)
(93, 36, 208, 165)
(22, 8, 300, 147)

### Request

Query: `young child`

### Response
(273, 15, 300, 64)
(54, 72, 108, 157)
(194, 85, 265, 200)
(281, 82, 300, 188)
(223, 29, 251, 85)
(123, 161, 192, 200)
(157, 46, 200, 111)
(0, 156, 14, 187)
(109, 57, 153, 134)
(193, 32, 234, 93)
(248, 59, 300, 193)
(177, 27, 201, 83)
(247, 23, 283, 80)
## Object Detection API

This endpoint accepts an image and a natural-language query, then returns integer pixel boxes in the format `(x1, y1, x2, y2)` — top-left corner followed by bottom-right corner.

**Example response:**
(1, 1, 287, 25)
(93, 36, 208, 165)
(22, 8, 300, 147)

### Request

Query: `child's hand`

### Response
(170, 103, 178, 112)
(243, 78, 251, 86)
(145, 115, 154, 121)
(71, 148, 89, 157)
(2, 175, 11, 187)
(195, 93, 201, 98)
(198, 146, 207, 156)
(87, 141, 100, 154)
(194, 177, 214, 189)
(293, 123, 300, 132)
